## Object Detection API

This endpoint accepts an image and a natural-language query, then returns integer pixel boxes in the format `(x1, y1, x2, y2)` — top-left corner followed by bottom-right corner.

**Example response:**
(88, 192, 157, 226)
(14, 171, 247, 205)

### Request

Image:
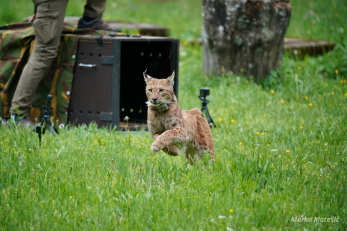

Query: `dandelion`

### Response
(308, 103, 313, 106)
(219, 118, 222, 122)
(230, 209, 234, 213)
(183, 40, 189, 45)
(261, 132, 265, 135)
(239, 142, 243, 145)
(246, 80, 249, 83)
(256, 132, 259, 135)
(286, 150, 290, 153)
(280, 99, 285, 104)
(300, 126, 303, 129)
(260, 155, 262, 158)
(305, 96, 308, 100)
(297, 66, 301, 70)
(231, 119, 236, 123)
(263, 114, 267, 117)
(340, 104, 342, 106)
(341, 80, 344, 84)
(271, 90, 274, 94)
(335, 69, 339, 74)
(331, 92, 334, 96)
(345, 93, 347, 97)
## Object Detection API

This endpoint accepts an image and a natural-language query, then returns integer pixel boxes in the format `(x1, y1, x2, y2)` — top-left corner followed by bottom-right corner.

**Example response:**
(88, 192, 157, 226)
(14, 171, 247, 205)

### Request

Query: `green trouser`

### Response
(10, 0, 106, 116)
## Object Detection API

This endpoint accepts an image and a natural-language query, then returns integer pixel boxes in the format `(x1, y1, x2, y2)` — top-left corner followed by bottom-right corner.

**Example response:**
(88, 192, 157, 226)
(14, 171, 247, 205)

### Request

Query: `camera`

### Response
(47, 94, 53, 104)
(199, 87, 210, 98)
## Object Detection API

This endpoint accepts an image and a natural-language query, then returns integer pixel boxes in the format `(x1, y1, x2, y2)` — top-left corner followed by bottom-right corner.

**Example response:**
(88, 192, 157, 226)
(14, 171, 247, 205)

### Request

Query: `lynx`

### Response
(143, 70, 215, 165)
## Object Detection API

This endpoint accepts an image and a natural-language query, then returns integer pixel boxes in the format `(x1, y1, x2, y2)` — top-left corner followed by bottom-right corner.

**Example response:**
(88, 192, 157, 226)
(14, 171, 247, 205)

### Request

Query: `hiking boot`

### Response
(8, 114, 35, 130)
(77, 17, 121, 32)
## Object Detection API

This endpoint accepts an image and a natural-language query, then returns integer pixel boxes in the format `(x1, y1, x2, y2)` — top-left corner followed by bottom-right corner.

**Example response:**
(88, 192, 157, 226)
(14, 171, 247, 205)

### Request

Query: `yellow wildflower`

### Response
(286, 150, 290, 153)
(300, 126, 303, 129)
(345, 93, 347, 97)
(219, 118, 222, 122)
(183, 40, 189, 45)
(335, 69, 339, 74)
(297, 66, 301, 70)
(331, 92, 334, 96)
(230, 209, 234, 213)
(271, 90, 274, 94)
(256, 132, 259, 135)
(280, 99, 285, 104)
(260, 155, 262, 158)
(308, 103, 313, 106)
(305, 96, 308, 100)
(261, 132, 265, 135)
(231, 119, 236, 123)
(239, 142, 243, 145)
(341, 80, 344, 84)
(263, 114, 267, 117)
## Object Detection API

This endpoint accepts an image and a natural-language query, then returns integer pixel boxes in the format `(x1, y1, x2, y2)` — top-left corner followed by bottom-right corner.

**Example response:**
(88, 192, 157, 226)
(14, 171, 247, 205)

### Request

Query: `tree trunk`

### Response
(201, 0, 291, 82)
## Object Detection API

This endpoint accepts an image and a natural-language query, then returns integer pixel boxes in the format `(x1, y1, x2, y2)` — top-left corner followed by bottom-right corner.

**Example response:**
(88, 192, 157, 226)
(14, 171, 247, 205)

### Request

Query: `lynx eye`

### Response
(159, 89, 164, 93)
(148, 89, 152, 93)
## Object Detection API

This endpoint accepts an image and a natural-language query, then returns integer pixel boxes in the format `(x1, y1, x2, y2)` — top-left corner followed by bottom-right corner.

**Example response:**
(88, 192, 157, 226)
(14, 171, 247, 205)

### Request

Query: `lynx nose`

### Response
(152, 97, 158, 102)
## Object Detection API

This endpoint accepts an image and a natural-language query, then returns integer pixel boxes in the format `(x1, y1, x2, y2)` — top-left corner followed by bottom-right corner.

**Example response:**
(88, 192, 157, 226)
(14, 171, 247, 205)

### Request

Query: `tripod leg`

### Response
(45, 117, 58, 136)
(204, 108, 216, 128)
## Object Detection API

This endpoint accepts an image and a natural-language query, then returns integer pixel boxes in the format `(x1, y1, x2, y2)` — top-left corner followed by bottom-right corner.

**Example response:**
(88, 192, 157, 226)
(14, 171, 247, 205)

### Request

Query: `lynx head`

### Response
(143, 70, 176, 107)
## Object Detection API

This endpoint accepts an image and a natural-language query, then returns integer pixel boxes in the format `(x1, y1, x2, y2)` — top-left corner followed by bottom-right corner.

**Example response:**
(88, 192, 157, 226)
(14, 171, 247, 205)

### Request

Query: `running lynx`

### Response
(143, 70, 215, 164)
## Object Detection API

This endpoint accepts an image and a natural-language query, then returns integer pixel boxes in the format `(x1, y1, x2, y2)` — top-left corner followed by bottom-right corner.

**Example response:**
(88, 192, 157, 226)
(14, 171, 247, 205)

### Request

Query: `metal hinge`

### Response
(101, 56, 114, 65)
(100, 112, 113, 122)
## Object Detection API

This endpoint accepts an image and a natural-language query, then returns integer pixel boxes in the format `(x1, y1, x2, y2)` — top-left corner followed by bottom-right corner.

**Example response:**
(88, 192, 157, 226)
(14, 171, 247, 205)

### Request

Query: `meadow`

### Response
(0, 0, 346, 230)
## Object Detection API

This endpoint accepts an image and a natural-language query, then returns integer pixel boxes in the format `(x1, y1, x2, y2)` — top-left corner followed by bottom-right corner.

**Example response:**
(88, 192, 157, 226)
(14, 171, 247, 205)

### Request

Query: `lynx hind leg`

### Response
(184, 146, 201, 166)
(153, 134, 179, 156)
(194, 113, 216, 164)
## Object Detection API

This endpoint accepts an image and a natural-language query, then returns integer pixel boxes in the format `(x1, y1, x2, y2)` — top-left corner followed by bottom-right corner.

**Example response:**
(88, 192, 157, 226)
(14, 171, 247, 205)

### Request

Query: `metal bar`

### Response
(78, 63, 96, 68)
(112, 40, 121, 129)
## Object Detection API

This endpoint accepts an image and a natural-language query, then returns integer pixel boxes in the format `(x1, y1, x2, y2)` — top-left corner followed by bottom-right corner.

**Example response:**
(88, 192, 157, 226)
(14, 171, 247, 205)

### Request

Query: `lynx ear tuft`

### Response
(167, 71, 175, 87)
(143, 69, 152, 85)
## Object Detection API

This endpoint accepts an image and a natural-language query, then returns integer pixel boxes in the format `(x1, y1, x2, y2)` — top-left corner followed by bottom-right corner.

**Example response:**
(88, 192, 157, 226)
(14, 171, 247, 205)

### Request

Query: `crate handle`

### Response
(79, 63, 96, 68)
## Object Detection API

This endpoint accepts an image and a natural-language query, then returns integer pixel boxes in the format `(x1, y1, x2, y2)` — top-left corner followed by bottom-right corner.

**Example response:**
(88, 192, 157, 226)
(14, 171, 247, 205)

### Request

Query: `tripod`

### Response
(35, 94, 58, 146)
(199, 88, 215, 128)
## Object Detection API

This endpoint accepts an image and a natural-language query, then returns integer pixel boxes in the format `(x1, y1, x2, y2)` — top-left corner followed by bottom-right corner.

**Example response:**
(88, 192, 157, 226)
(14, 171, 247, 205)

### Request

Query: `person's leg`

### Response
(11, 0, 68, 116)
(83, 0, 106, 19)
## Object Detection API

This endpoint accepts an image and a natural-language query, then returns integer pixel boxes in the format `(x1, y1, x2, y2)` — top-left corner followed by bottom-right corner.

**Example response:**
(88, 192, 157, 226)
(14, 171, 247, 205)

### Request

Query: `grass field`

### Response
(1, 0, 347, 230)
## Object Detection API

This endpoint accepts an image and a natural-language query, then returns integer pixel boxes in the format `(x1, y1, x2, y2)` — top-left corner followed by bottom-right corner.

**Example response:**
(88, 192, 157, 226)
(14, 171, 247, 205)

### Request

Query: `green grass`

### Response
(1, 0, 347, 230)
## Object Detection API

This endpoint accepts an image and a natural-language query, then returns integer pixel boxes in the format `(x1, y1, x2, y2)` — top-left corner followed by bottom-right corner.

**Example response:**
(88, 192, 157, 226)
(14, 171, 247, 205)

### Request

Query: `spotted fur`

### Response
(143, 71, 215, 165)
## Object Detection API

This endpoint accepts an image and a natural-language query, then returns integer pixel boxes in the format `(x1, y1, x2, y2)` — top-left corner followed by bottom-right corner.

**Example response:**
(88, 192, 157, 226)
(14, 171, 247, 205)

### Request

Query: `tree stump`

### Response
(201, 0, 291, 82)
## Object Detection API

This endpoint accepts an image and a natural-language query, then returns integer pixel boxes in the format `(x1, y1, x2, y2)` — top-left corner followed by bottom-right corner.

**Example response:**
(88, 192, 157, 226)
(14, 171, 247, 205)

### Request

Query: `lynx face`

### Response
(143, 71, 176, 107)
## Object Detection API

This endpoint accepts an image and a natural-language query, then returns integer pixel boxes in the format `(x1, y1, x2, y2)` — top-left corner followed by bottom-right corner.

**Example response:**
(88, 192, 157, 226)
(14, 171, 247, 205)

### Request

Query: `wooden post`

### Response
(202, 0, 291, 82)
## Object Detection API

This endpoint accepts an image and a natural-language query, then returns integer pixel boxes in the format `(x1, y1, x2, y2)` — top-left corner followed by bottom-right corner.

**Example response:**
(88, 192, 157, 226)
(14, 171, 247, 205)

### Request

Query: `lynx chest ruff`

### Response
(143, 70, 215, 165)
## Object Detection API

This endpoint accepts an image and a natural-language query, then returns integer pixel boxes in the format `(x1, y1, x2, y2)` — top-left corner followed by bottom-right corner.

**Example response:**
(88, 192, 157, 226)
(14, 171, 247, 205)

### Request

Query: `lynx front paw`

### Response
(151, 143, 162, 152)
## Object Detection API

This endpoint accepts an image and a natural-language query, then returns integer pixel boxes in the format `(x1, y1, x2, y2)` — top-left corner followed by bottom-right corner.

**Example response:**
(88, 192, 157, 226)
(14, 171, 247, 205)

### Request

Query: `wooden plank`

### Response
(23, 16, 170, 37)
(188, 37, 335, 57)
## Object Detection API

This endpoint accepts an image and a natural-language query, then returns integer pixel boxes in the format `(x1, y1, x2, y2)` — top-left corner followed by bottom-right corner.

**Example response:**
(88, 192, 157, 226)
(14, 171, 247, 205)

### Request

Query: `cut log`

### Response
(201, 0, 291, 81)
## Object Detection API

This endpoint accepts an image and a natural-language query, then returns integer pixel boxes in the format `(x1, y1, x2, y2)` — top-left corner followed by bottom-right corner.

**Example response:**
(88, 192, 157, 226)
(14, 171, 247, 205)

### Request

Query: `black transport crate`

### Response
(68, 35, 179, 129)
